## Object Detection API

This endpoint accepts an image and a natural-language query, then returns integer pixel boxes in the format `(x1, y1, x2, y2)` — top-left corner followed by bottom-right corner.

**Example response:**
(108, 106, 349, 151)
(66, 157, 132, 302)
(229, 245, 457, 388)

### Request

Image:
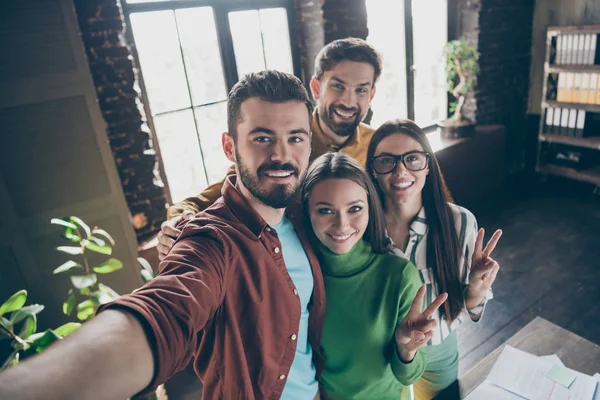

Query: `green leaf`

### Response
(79, 287, 91, 296)
(137, 257, 153, 273)
(18, 315, 37, 339)
(53, 322, 81, 337)
(92, 228, 115, 246)
(91, 290, 113, 306)
(50, 218, 77, 230)
(63, 290, 76, 316)
(69, 216, 91, 238)
(76, 300, 96, 321)
(98, 283, 119, 300)
(88, 236, 105, 247)
(10, 304, 44, 324)
(141, 269, 154, 283)
(70, 274, 97, 290)
(93, 258, 122, 274)
(25, 330, 60, 355)
(0, 290, 27, 317)
(57, 246, 83, 255)
(53, 260, 83, 274)
(84, 241, 112, 255)
(0, 317, 13, 337)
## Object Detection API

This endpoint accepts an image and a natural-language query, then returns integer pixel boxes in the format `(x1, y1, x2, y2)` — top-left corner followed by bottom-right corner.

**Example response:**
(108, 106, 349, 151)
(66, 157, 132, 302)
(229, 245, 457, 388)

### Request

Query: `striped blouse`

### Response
(390, 203, 492, 346)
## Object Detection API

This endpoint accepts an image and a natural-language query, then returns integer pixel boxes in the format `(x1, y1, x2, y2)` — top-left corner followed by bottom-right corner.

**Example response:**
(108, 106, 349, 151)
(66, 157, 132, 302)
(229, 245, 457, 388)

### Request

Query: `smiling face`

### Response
(308, 178, 369, 254)
(372, 133, 429, 206)
(310, 60, 376, 142)
(223, 97, 312, 209)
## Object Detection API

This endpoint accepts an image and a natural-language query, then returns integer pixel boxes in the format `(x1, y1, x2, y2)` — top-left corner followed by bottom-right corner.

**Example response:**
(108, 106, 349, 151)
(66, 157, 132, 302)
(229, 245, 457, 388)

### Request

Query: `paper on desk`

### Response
(591, 373, 599, 400)
(546, 364, 577, 388)
(487, 345, 556, 399)
(547, 368, 597, 400)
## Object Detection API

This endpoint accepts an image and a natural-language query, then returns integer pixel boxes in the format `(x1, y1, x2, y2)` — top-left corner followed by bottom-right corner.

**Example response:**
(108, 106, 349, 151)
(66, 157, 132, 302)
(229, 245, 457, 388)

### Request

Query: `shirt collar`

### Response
(409, 207, 428, 236)
(310, 111, 362, 151)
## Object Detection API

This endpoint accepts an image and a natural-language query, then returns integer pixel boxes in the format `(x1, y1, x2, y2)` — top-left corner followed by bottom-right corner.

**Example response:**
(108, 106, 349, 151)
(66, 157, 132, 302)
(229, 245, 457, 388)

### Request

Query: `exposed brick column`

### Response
(323, 0, 368, 42)
(73, 0, 167, 242)
(457, 0, 535, 172)
(294, 0, 325, 86)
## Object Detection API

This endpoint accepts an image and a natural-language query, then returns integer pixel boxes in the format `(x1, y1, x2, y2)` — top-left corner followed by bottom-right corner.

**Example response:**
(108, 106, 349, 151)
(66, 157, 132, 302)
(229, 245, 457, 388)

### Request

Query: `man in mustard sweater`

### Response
(159, 38, 383, 258)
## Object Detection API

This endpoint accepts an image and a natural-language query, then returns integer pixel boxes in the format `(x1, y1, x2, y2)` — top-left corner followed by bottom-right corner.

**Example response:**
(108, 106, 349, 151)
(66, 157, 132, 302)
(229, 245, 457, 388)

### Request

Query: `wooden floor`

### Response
(163, 176, 600, 399)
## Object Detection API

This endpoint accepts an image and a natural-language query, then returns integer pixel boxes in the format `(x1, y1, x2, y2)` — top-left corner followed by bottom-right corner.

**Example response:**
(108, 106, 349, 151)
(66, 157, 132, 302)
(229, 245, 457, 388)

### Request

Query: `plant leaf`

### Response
(98, 283, 119, 300)
(25, 330, 60, 355)
(57, 246, 83, 255)
(79, 287, 91, 296)
(18, 315, 37, 339)
(76, 300, 96, 321)
(53, 260, 83, 274)
(141, 269, 154, 283)
(84, 241, 112, 255)
(0, 290, 27, 317)
(92, 229, 115, 246)
(91, 290, 113, 306)
(69, 216, 91, 238)
(50, 218, 77, 230)
(88, 236, 106, 247)
(93, 258, 122, 274)
(70, 274, 97, 290)
(63, 290, 76, 316)
(10, 304, 44, 325)
(0, 317, 13, 337)
(137, 257, 153, 273)
(53, 322, 81, 337)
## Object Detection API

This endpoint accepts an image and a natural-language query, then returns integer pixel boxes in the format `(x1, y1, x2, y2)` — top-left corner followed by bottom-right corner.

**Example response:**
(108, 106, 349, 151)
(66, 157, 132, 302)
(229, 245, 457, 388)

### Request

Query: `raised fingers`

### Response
(409, 285, 427, 314)
(483, 229, 503, 258)
(421, 292, 448, 319)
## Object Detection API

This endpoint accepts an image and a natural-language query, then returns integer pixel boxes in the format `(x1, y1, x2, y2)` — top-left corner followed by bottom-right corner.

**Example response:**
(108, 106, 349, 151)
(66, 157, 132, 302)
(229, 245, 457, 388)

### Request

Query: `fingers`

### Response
(409, 285, 427, 314)
(483, 229, 503, 258)
(471, 258, 497, 279)
(474, 228, 485, 256)
(182, 210, 195, 220)
(483, 262, 500, 284)
(421, 292, 448, 319)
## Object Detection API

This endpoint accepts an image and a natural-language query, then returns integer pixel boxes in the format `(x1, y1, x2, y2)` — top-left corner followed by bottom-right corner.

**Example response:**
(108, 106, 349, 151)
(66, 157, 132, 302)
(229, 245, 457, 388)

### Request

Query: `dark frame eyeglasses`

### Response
(371, 151, 430, 174)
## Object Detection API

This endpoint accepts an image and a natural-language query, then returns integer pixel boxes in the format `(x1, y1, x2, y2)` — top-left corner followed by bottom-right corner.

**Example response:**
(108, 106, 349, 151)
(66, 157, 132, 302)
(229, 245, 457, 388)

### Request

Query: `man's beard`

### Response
(236, 150, 303, 209)
(319, 104, 362, 138)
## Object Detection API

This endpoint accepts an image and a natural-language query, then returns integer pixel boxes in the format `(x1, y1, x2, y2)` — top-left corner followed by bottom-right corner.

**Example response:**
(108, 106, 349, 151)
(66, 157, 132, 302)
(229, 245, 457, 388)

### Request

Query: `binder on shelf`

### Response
(576, 110, 586, 138)
(583, 34, 592, 64)
(545, 107, 554, 133)
(555, 35, 563, 64)
(565, 72, 575, 102)
(560, 107, 570, 136)
(568, 109, 578, 137)
(593, 34, 599, 64)
(553, 107, 562, 135)
(573, 73, 582, 103)
(581, 73, 590, 103)
(596, 73, 600, 104)
(557, 73, 565, 101)
(577, 34, 585, 64)
(566, 34, 575, 64)
(590, 73, 599, 104)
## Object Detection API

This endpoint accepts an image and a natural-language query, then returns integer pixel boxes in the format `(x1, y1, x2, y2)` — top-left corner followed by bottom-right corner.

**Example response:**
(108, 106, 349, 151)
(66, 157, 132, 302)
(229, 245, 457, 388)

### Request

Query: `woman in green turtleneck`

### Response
(300, 153, 448, 400)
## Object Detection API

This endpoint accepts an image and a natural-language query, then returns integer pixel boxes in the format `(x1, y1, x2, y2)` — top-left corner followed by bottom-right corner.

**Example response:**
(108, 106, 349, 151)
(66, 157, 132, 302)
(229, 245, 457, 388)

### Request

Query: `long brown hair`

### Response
(301, 152, 390, 254)
(366, 119, 463, 322)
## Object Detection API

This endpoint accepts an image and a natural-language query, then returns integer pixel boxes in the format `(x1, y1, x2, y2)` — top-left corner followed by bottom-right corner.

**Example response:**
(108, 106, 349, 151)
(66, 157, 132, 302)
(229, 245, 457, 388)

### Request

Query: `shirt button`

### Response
(279, 374, 286, 380)
(274, 247, 280, 254)
(291, 334, 297, 340)
(293, 289, 298, 295)
(265, 227, 271, 232)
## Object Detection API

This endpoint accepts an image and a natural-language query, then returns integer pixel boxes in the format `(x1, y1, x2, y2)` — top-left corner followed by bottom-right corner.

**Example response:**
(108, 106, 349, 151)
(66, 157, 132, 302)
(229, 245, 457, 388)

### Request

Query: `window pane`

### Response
(130, 11, 191, 114)
(229, 10, 266, 79)
(194, 102, 230, 185)
(412, 0, 448, 125)
(259, 8, 294, 73)
(366, 0, 409, 127)
(153, 110, 208, 203)
(175, 8, 228, 106)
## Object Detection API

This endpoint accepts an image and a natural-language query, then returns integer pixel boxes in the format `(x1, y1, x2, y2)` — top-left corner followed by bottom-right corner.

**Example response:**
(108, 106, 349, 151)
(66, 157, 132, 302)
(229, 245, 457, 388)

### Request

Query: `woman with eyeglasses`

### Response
(366, 119, 503, 399)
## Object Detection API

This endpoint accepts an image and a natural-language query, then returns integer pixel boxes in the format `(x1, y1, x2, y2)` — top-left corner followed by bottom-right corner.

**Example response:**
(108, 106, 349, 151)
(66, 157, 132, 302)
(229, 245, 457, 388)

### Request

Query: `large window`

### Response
(123, 0, 297, 203)
(366, 0, 448, 128)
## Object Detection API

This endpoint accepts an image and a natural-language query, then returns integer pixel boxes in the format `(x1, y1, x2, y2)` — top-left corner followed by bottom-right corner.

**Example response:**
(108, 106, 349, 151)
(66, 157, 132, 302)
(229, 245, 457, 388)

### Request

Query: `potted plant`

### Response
(439, 39, 480, 138)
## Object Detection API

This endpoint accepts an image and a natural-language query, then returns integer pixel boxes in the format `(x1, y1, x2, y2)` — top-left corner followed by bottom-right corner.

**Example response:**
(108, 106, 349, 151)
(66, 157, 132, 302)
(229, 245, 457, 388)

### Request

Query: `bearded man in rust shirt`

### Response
(0, 71, 325, 400)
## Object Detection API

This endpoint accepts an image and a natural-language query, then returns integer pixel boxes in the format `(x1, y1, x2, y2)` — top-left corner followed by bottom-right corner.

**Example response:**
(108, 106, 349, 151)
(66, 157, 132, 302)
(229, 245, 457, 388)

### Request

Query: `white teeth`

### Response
(392, 181, 413, 189)
(266, 171, 293, 177)
(334, 110, 355, 118)
(331, 233, 353, 240)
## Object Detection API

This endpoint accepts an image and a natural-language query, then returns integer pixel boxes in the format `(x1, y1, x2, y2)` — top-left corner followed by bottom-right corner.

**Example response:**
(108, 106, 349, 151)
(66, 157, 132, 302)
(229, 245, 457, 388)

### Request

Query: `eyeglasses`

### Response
(372, 151, 430, 174)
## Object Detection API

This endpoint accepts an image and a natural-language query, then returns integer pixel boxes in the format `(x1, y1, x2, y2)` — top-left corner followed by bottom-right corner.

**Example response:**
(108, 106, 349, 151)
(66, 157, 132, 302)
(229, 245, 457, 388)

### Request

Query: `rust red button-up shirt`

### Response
(101, 176, 326, 399)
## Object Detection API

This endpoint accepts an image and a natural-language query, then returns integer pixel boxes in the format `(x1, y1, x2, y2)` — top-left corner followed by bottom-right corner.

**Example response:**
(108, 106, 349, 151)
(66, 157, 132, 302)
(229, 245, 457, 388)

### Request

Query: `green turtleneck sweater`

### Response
(317, 239, 425, 400)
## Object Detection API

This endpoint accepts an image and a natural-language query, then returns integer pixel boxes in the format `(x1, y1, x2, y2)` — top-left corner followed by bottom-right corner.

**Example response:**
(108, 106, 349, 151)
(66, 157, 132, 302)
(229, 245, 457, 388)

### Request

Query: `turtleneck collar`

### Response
(316, 238, 376, 277)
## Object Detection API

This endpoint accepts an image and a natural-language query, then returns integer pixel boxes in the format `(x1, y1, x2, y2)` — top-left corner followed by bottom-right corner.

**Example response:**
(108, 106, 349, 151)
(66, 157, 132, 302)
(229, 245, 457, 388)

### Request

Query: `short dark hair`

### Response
(366, 119, 463, 323)
(313, 38, 383, 83)
(227, 70, 314, 138)
(301, 152, 390, 254)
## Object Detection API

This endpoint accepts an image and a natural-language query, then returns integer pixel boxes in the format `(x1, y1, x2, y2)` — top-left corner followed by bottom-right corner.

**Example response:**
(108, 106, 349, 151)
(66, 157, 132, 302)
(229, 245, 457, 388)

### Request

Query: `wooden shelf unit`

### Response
(536, 25, 600, 190)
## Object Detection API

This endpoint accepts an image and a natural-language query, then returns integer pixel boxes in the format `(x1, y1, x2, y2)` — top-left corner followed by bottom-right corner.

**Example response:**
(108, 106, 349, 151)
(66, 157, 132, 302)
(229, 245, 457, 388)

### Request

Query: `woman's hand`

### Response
(395, 285, 448, 362)
(467, 228, 502, 308)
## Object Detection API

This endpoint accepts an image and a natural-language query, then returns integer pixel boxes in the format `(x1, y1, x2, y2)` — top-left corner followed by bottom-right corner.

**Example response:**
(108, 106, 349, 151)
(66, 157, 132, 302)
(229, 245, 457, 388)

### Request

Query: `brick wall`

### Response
(457, 0, 535, 172)
(322, 0, 368, 42)
(73, 0, 167, 242)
